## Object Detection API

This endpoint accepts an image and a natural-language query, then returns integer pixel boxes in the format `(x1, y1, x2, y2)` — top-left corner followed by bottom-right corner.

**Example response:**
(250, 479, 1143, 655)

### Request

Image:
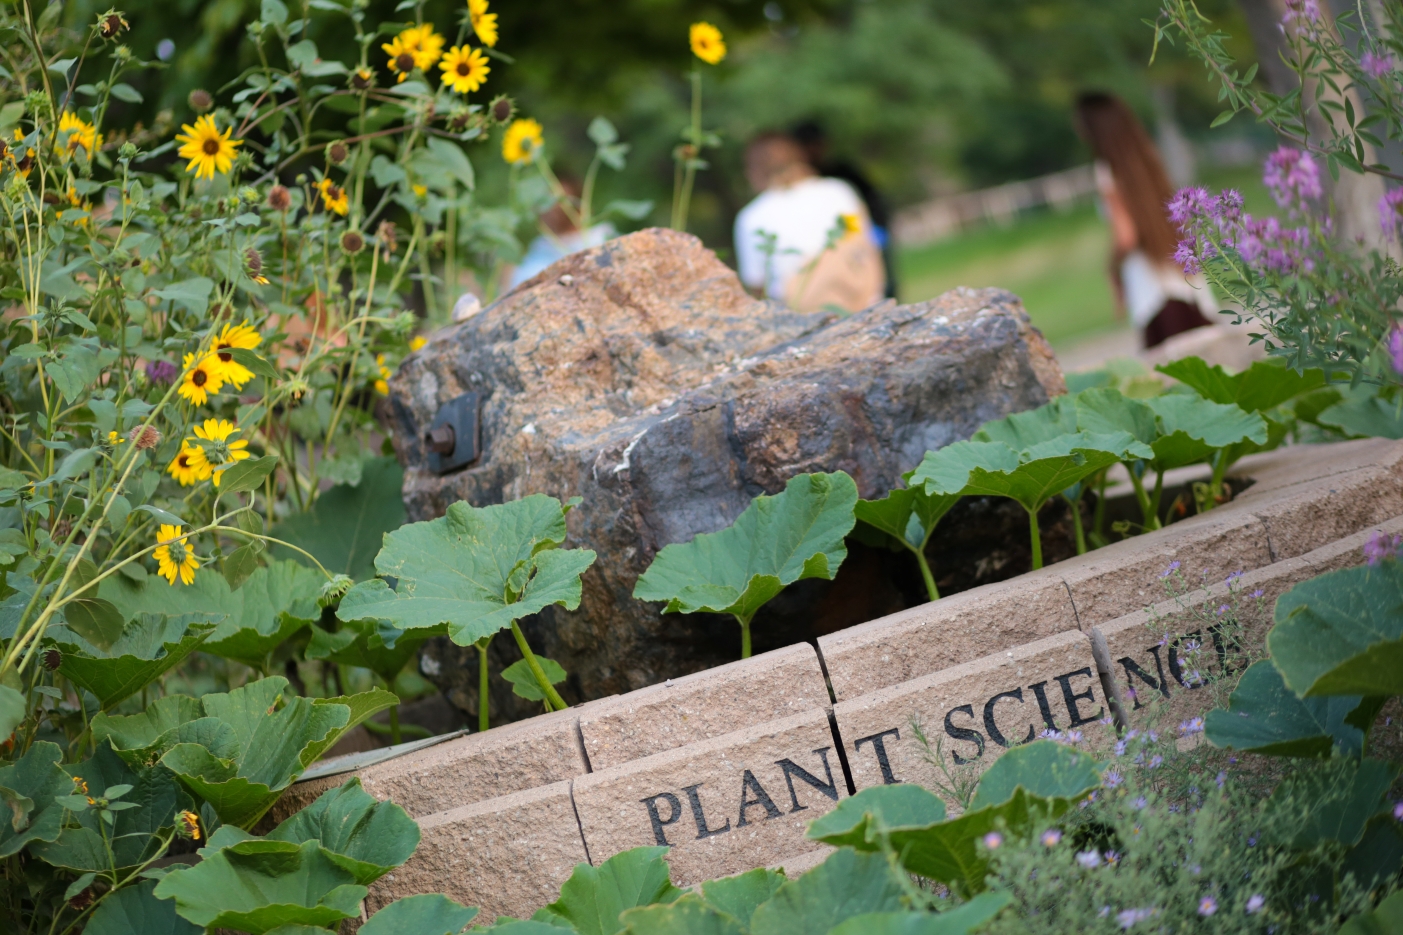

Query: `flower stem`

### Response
(476, 635, 490, 732)
(736, 612, 753, 659)
(1065, 492, 1087, 555)
(1028, 505, 1044, 571)
(509, 621, 567, 711)
(912, 546, 941, 602)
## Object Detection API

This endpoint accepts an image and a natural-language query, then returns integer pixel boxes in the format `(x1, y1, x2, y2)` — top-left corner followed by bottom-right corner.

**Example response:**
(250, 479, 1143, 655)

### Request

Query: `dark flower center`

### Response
(457, 63, 470, 76)
(217, 342, 232, 362)
(178, 454, 190, 467)
(192, 370, 207, 386)
(396, 53, 414, 72)
(203, 138, 220, 155)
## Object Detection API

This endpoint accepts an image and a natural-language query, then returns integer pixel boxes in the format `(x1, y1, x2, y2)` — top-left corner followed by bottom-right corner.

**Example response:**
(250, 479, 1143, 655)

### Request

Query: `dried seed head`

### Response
(327, 140, 349, 165)
(129, 424, 162, 449)
(244, 247, 263, 275)
(187, 89, 213, 113)
(351, 67, 375, 91)
(376, 220, 398, 255)
(266, 185, 291, 211)
(42, 192, 60, 206)
(99, 12, 129, 39)
(42, 648, 62, 671)
(68, 887, 95, 911)
(490, 95, 514, 124)
(340, 229, 365, 254)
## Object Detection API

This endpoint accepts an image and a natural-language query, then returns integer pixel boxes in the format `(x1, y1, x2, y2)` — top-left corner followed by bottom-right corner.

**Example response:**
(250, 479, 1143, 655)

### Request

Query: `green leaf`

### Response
(1268, 561, 1403, 698)
(827, 892, 1013, 935)
(620, 894, 742, 935)
(228, 346, 280, 382)
(967, 738, 1105, 809)
(749, 849, 904, 935)
(973, 395, 1081, 448)
(225, 542, 263, 590)
(1339, 890, 1403, 935)
(91, 695, 209, 761)
(1156, 356, 1326, 412)
(1263, 756, 1398, 849)
(267, 778, 419, 885)
(1318, 385, 1403, 439)
(153, 278, 215, 315)
(84, 880, 202, 935)
(1204, 660, 1365, 758)
(537, 846, 683, 935)
(0, 685, 24, 741)
(220, 455, 279, 495)
(501, 655, 566, 701)
(271, 456, 406, 581)
(426, 137, 475, 190)
(1073, 388, 1158, 446)
(806, 784, 947, 849)
(306, 617, 443, 686)
(55, 613, 216, 709)
(337, 494, 596, 646)
(633, 472, 858, 623)
(854, 483, 960, 553)
(588, 116, 619, 146)
(0, 742, 67, 858)
(1144, 394, 1266, 469)
(360, 895, 478, 935)
(154, 838, 367, 934)
(698, 867, 786, 927)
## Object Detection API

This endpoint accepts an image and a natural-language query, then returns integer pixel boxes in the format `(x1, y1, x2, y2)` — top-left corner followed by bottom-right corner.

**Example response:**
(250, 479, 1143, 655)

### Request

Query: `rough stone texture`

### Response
(1235, 437, 1403, 497)
(832, 631, 1102, 807)
(579, 643, 832, 771)
(272, 703, 595, 822)
(571, 708, 846, 886)
(1235, 465, 1403, 561)
(389, 228, 1065, 721)
(366, 781, 587, 922)
(817, 571, 1077, 702)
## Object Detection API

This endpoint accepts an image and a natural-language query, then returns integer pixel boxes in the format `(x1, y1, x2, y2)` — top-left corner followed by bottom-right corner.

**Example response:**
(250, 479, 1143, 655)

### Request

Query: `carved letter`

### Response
(853, 729, 902, 784)
(736, 770, 783, 827)
(682, 783, 731, 839)
(983, 688, 1033, 748)
(1054, 667, 1104, 728)
(1117, 652, 1170, 710)
(943, 705, 984, 765)
(775, 748, 839, 812)
(640, 792, 682, 846)
(1026, 680, 1058, 731)
(1169, 631, 1206, 690)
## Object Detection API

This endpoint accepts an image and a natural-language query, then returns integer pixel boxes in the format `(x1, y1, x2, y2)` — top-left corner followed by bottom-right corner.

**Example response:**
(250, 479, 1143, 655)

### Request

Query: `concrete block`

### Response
(1233, 437, 1403, 497)
(1236, 466, 1403, 560)
(366, 780, 588, 923)
(818, 570, 1076, 702)
(572, 708, 845, 887)
(579, 644, 832, 771)
(832, 630, 1103, 808)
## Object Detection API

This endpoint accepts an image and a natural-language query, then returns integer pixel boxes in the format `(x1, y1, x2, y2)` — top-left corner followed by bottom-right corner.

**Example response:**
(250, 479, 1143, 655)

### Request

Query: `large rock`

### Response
(387, 228, 1066, 724)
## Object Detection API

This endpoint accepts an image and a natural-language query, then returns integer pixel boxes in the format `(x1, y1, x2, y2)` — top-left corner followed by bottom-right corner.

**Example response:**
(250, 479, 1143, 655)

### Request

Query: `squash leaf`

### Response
(264, 777, 419, 885)
(271, 456, 407, 581)
(360, 894, 479, 935)
(536, 846, 683, 935)
(1155, 356, 1326, 413)
(0, 741, 68, 858)
(83, 880, 201, 935)
(1205, 660, 1369, 758)
(305, 616, 445, 686)
(748, 849, 904, 935)
(1317, 384, 1403, 440)
(502, 655, 567, 701)
(53, 613, 215, 709)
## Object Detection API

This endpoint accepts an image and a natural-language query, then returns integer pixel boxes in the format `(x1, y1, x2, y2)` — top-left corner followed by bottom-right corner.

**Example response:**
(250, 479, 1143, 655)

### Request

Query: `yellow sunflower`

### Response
(383, 25, 443, 82)
(192, 418, 250, 487)
(410, 335, 427, 351)
(167, 444, 210, 487)
(469, 0, 498, 47)
(317, 177, 349, 216)
(689, 22, 726, 65)
(60, 187, 91, 227)
(178, 352, 225, 406)
(153, 524, 199, 586)
(211, 321, 262, 388)
(174, 115, 242, 181)
(374, 354, 392, 395)
(58, 112, 102, 161)
(7, 130, 34, 179)
(440, 45, 490, 94)
(502, 118, 543, 166)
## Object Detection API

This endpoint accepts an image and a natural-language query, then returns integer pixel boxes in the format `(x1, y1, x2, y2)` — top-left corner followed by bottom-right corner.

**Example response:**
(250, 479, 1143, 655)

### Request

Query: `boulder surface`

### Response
(387, 228, 1065, 723)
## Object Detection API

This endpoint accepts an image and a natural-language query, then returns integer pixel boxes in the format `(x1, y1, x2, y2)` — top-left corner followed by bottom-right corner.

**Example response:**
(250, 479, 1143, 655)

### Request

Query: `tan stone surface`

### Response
(366, 780, 587, 922)
(817, 569, 1076, 702)
(832, 630, 1104, 809)
(272, 703, 599, 822)
(579, 644, 832, 771)
(774, 848, 832, 877)
(1233, 437, 1403, 497)
(1234, 465, 1403, 560)
(572, 708, 846, 887)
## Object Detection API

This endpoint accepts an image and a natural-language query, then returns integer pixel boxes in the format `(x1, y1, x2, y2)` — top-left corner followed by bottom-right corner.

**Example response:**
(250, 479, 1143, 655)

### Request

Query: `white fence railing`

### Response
(891, 163, 1098, 248)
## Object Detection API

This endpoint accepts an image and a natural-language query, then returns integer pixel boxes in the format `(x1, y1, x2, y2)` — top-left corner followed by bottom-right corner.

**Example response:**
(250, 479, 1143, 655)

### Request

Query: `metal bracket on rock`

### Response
(425, 393, 481, 474)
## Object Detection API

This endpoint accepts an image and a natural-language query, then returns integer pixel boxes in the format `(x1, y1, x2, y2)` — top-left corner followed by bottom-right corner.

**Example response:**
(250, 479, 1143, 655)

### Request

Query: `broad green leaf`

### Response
(228, 346, 280, 382)
(1144, 393, 1266, 469)
(633, 472, 858, 623)
(271, 456, 406, 580)
(537, 846, 683, 935)
(973, 395, 1081, 448)
(502, 655, 566, 701)
(1339, 890, 1403, 935)
(267, 778, 420, 884)
(1263, 756, 1398, 849)
(1204, 660, 1366, 758)
(63, 597, 126, 651)
(220, 455, 280, 494)
(698, 868, 786, 927)
(853, 482, 960, 553)
(0, 684, 24, 741)
(154, 838, 367, 934)
(91, 696, 211, 760)
(338, 495, 596, 646)
(360, 894, 479, 935)
(967, 738, 1105, 809)
(306, 617, 443, 685)
(1318, 385, 1403, 439)
(620, 894, 743, 935)
(55, 613, 216, 709)
(1156, 356, 1326, 413)
(806, 784, 947, 849)
(300, 689, 399, 767)
(827, 892, 1013, 935)
(749, 849, 904, 935)
(1073, 388, 1158, 446)
(84, 880, 201, 935)
(153, 277, 215, 315)
(0, 741, 67, 858)
(1268, 561, 1403, 698)
(1343, 815, 1403, 893)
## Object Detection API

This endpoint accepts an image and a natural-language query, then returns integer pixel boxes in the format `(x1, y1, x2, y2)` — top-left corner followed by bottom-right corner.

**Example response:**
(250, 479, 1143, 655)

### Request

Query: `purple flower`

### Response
(1250, 588, 1265, 598)
(1167, 187, 1217, 227)
(1178, 717, 1205, 736)
(1393, 801, 1403, 821)
(1380, 189, 1403, 241)
(981, 831, 1002, 850)
(1064, 730, 1084, 745)
(146, 358, 178, 385)
(1173, 238, 1202, 276)
(1117, 907, 1155, 929)
(1160, 561, 1181, 579)
(1364, 531, 1403, 566)
(1041, 828, 1062, 846)
(1076, 850, 1102, 869)
(1149, 755, 1163, 769)
(1199, 896, 1218, 917)
(1216, 770, 1227, 788)
(1246, 893, 1266, 914)
(1263, 147, 1322, 210)
(1114, 739, 1127, 757)
(1390, 327, 1403, 375)
(1105, 769, 1124, 788)
(1133, 796, 1148, 810)
(1363, 50, 1395, 79)
(1216, 604, 1229, 616)
(1283, 0, 1321, 27)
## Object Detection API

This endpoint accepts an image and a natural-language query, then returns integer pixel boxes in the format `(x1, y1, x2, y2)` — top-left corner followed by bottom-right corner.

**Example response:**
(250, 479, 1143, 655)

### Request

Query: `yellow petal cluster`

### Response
(174, 115, 241, 180)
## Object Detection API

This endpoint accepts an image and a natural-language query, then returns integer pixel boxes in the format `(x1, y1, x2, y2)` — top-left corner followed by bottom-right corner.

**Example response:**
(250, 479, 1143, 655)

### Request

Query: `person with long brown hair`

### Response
(1076, 92, 1216, 348)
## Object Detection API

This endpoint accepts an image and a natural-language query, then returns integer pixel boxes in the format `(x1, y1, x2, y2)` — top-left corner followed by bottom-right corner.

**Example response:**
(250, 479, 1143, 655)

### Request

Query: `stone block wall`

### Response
(283, 436, 1402, 921)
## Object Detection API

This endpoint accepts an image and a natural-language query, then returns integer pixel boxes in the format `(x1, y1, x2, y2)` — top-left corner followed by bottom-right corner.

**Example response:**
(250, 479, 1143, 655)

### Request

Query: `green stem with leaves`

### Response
(509, 621, 567, 711)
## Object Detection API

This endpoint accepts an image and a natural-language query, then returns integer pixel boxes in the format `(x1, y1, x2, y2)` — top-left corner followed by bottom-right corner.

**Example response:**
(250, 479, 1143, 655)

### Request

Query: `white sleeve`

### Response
(734, 205, 764, 289)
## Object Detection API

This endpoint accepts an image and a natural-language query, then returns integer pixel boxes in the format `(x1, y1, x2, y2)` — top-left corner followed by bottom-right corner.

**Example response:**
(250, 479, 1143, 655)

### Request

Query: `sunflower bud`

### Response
(351, 67, 375, 91)
(129, 425, 161, 449)
(327, 140, 349, 165)
(318, 574, 354, 609)
(118, 141, 138, 161)
(340, 229, 365, 254)
(42, 648, 62, 671)
(99, 11, 129, 39)
(187, 89, 213, 113)
(267, 184, 291, 211)
(176, 809, 201, 840)
(490, 95, 514, 124)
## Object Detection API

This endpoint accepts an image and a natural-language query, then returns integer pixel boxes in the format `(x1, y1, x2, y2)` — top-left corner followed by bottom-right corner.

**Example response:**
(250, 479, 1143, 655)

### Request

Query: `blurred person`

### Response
(507, 176, 615, 289)
(1076, 92, 1216, 349)
(734, 132, 885, 313)
(792, 120, 898, 298)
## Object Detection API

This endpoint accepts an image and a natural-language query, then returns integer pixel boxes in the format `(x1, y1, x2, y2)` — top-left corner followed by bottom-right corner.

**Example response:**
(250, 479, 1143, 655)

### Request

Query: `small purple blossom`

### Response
(1160, 561, 1180, 579)
(1364, 530, 1403, 566)
(1246, 893, 1266, 914)
(1250, 588, 1265, 599)
(1216, 604, 1229, 616)
(1199, 896, 1219, 917)
(1393, 801, 1403, 821)
(1105, 769, 1124, 788)
(1178, 717, 1205, 736)
(1283, 0, 1321, 28)
(1216, 770, 1227, 788)
(1172, 238, 1202, 277)
(1390, 327, 1403, 375)
(1076, 850, 1102, 869)
(1149, 755, 1164, 769)
(1064, 730, 1083, 745)
(1182, 639, 1202, 654)
(1133, 796, 1148, 810)
(1381, 189, 1403, 242)
(146, 358, 178, 385)
(1114, 739, 1127, 757)
(1041, 828, 1062, 847)
(1226, 570, 1244, 586)
(1167, 187, 1217, 227)
(1263, 147, 1322, 210)
(1363, 50, 1395, 79)
(1117, 907, 1156, 929)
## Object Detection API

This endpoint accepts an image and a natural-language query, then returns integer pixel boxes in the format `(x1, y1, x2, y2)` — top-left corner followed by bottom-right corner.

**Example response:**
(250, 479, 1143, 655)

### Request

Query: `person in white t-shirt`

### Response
(733, 132, 885, 313)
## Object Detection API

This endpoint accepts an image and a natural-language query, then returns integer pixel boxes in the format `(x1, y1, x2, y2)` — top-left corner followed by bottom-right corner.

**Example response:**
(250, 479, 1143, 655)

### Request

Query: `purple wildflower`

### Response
(1393, 801, 1403, 821)
(1250, 588, 1264, 598)
(1363, 50, 1395, 79)
(1226, 570, 1243, 586)
(146, 358, 178, 385)
(1364, 531, 1403, 566)
(1263, 147, 1322, 210)
(1381, 189, 1403, 241)
(1216, 770, 1227, 788)
(1160, 561, 1180, 579)
(1076, 850, 1102, 869)
(1064, 730, 1084, 745)
(1133, 796, 1148, 810)
(1390, 327, 1403, 374)
(1105, 769, 1124, 788)
(1246, 893, 1266, 914)
(1117, 907, 1155, 929)
(982, 831, 1002, 850)
(1114, 739, 1127, 757)
(1149, 755, 1163, 769)
(1041, 828, 1062, 846)
(1283, 0, 1321, 27)
(1173, 238, 1202, 276)
(1179, 717, 1205, 736)
(1199, 896, 1219, 917)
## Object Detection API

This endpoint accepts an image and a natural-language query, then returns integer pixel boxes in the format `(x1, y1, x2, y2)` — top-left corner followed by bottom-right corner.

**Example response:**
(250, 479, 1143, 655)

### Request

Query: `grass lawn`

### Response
(894, 163, 1272, 348)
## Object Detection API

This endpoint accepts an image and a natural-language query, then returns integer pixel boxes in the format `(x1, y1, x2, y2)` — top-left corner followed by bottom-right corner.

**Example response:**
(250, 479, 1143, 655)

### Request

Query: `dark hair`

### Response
(1075, 92, 1178, 261)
